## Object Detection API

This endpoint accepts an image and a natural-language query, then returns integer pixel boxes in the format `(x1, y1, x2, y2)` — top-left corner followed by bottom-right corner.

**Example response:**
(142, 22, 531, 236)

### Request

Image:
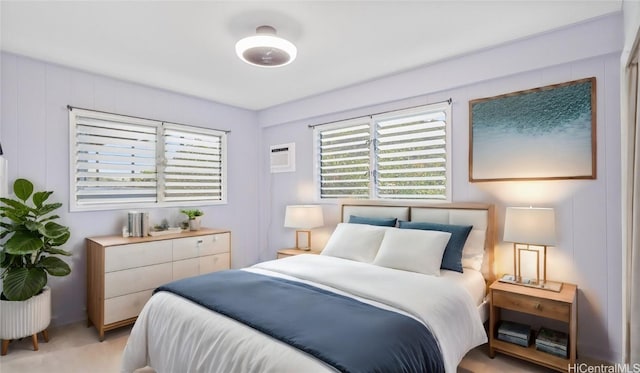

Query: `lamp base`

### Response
(294, 230, 312, 251)
(499, 274, 563, 292)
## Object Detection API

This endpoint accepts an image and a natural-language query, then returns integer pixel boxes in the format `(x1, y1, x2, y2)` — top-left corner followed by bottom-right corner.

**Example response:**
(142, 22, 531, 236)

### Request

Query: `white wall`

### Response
(0, 52, 261, 326)
(258, 14, 624, 362)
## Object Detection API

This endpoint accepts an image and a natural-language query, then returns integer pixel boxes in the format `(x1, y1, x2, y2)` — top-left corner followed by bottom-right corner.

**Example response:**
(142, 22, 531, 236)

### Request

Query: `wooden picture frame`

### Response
(469, 77, 596, 182)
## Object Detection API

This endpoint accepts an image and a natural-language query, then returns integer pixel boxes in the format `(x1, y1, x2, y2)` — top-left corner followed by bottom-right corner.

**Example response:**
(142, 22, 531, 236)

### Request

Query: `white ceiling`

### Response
(1, 1, 622, 111)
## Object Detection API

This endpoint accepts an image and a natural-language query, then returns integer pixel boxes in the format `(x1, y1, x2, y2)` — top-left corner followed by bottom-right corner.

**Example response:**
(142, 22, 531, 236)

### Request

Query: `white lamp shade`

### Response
(284, 205, 324, 229)
(504, 207, 556, 246)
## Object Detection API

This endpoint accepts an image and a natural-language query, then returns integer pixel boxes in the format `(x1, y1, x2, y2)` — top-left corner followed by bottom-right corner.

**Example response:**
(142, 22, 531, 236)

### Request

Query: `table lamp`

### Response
(284, 205, 324, 250)
(503, 206, 561, 292)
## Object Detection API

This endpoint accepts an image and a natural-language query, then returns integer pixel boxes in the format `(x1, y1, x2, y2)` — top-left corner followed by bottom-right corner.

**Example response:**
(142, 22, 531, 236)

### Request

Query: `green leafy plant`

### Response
(0, 179, 71, 301)
(180, 209, 203, 220)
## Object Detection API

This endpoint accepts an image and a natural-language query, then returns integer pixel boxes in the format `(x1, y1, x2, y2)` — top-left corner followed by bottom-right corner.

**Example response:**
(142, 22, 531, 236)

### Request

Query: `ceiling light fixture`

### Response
(235, 25, 297, 68)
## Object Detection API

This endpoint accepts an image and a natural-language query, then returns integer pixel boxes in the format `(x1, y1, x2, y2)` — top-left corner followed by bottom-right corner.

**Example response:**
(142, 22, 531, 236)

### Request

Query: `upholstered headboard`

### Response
(341, 201, 496, 283)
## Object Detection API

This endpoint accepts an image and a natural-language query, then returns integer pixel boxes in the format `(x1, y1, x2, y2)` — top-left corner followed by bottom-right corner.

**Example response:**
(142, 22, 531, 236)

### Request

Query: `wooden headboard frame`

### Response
(340, 201, 496, 284)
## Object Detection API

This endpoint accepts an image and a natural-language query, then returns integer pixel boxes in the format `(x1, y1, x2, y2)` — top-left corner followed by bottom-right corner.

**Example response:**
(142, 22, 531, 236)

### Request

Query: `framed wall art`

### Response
(469, 77, 596, 182)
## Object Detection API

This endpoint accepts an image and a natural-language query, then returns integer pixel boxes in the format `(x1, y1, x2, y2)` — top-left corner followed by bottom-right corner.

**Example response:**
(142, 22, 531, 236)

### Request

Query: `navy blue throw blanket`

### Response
(155, 270, 445, 373)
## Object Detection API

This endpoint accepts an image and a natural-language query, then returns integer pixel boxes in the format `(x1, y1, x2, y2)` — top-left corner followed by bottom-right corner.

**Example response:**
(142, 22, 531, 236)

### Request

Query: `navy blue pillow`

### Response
(398, 221, 473, 273)
(348, 215, 397, 227)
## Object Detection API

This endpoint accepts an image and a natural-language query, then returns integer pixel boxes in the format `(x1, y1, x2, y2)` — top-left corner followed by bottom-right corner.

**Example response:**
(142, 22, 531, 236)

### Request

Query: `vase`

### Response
(0, 287, 51, 355)
(189, 217, 202, 231)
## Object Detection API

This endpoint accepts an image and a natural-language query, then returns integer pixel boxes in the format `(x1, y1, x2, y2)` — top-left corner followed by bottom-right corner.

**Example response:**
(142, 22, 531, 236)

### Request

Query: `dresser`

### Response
(86, 228, 231, 341)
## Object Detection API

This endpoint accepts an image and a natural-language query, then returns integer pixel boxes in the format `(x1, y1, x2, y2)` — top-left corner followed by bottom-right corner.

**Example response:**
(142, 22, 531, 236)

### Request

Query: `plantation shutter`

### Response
(317, 118, 371, 198)
(162, 123, 226, 202)
(373, 104, 450, 200)
(71, 109, 159, 206)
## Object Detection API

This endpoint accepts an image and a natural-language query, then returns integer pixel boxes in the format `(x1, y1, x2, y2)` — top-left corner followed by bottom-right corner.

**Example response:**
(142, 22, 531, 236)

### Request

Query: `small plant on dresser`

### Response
(181, 208, 204, 231)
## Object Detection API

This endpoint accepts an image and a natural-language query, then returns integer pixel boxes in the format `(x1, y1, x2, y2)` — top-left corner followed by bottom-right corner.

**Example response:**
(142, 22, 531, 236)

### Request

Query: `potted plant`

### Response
(0, 178, 71, 355)
(180, 209, 204, 231)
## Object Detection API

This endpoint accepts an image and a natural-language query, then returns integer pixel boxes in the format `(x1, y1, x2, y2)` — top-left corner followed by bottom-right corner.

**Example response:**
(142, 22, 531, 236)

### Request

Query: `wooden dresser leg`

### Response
(99, 330, 105, 342)
(1, 339, 9, 356)
(42, 329, 49, 342)
(31, 334, 39, 351)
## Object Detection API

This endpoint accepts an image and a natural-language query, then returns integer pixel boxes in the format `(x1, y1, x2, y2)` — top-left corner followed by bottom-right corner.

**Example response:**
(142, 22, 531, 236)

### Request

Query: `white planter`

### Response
(0, 287, 51, 340)
(189, 217, 202, 231)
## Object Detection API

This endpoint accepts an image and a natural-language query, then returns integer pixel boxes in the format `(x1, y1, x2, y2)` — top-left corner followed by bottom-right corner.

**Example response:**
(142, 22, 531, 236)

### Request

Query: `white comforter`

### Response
(121, 255, 487, 373)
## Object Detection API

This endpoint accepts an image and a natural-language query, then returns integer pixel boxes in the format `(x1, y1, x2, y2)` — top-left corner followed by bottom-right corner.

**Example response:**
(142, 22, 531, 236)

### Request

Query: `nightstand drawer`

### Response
(493, 290, 570, 322)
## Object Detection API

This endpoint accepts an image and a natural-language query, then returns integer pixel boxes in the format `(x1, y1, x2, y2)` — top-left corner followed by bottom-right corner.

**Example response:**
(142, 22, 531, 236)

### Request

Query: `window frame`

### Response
(69, 108, 227, 212)
(313, 102, 451, 202)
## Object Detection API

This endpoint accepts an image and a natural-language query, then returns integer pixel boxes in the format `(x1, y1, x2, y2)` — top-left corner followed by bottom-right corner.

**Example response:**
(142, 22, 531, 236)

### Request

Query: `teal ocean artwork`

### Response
(471, 78, 595, 180)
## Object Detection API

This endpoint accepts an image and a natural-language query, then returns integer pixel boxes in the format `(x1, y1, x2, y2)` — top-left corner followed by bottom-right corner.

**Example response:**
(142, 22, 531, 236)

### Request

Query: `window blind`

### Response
(315, 102, 451, 201)
(317, 118, 371, 199)
(374, 105, 449, 200)
(71, 110, 159, 206)
(162, 123, 225, 202)
(69, 108, 228, 210)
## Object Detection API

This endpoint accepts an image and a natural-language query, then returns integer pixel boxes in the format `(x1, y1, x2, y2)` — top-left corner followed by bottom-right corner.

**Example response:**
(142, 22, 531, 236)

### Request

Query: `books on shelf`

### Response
(495, 322, 570, 357)
(536, 342, 568, 357)
(536, 327, 568, 348)
(535, 327, 568, 357)
(498, 321, 530, 338)
(497, 321, 531, 347)
(498, 332, 530, 347)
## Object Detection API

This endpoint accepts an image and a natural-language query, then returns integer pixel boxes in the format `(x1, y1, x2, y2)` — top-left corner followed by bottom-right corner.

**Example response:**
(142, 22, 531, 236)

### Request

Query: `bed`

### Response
(121, 201, 496, 373)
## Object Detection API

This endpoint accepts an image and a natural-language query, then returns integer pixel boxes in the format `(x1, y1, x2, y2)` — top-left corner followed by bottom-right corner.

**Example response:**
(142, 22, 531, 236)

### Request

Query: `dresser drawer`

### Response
(173, 258, 200, 281)
(104, 289, 153, 325)
(199, 233, 230, 256)
(492, 290, 570, 322)
(173, 236, 204, 260)
(105, 240, 172, 272)
(173, 253, 230, 281)
(105, 262, 173, 298)
(200, 253, 230, 273)
(173, 233, 230, 261)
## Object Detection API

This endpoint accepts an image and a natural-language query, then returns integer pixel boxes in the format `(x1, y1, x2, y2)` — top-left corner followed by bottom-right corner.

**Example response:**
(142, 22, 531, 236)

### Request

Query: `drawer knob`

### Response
(534, 303, 542, 310)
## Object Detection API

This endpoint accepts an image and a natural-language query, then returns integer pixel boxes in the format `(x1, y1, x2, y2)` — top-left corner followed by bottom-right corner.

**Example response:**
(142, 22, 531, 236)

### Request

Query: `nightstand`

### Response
(276, 248, 321, 259)
(489, 280, 577, 372)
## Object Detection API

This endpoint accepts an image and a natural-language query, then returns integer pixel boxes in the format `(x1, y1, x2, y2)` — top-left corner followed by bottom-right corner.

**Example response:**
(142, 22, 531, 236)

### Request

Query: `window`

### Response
(316, 118, 371, 199)
(162, 123, 225, 202)
(69, 108, 227, 211)
(315, 102, 451, 201)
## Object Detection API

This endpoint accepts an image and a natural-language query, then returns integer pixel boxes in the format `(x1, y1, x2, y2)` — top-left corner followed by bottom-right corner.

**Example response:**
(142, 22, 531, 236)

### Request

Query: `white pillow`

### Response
(461, 229, 486, 271)
(320, 223, 388, 263)
(373, 228, 452, 276)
